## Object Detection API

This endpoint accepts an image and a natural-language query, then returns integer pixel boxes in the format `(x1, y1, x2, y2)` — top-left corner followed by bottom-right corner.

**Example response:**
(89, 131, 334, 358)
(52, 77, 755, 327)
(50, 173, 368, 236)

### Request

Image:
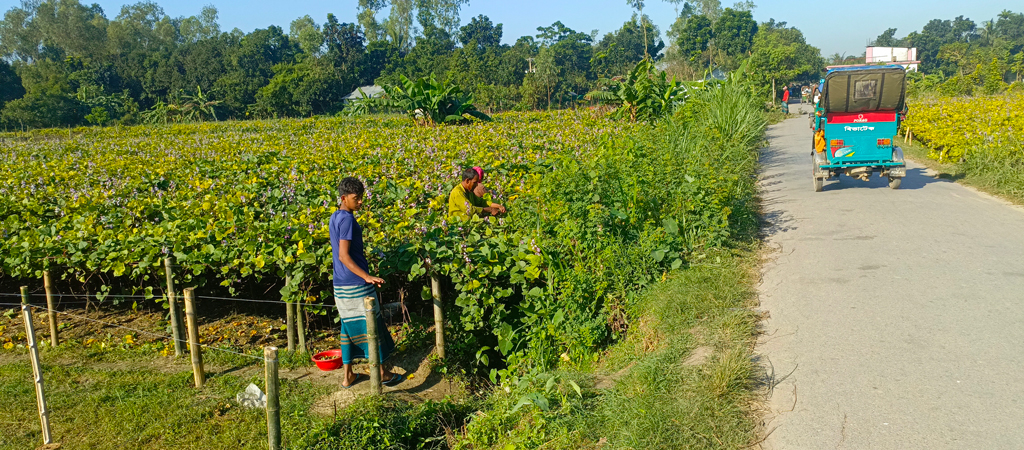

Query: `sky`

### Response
(0, 0, 1015, 57)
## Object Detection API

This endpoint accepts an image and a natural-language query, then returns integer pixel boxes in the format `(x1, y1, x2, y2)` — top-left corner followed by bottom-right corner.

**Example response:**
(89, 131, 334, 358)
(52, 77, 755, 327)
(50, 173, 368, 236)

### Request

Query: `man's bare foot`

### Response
(341, 373, 362, 388)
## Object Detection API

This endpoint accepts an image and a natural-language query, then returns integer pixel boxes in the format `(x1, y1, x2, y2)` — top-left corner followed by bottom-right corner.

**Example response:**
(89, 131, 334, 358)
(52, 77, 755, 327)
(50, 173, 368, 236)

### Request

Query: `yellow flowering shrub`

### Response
(905, 93, 1024, 162)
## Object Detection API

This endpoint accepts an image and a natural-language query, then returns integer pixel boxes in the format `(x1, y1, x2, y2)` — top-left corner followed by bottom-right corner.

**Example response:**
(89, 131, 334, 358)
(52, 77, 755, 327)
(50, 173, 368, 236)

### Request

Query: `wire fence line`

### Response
(0, 301, 91, 307)
(195, 294, 291, 305)
(27, 293, 154, 299)
(2, 291, 344, 310)
(2, 299, 268, 361)
(0, 291, 331, 306)
(17, 304, 265, 361)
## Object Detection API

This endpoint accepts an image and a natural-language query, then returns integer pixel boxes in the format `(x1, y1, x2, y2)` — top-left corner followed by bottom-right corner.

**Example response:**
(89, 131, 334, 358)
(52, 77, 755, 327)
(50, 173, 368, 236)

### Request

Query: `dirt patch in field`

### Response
(309, 345, 464, 415)
(682, 346, 713, 366)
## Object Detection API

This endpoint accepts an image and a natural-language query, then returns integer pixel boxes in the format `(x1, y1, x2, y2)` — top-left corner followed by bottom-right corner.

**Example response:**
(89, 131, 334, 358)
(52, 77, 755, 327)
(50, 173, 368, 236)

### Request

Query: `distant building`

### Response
(343, 85, 385, 102)
(865, 47, 919, 72)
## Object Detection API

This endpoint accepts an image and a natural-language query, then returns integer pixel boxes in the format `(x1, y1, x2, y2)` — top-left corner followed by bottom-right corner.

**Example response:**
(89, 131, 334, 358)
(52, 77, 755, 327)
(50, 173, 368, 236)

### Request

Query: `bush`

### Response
(354, 74, 491, 126)
(298, 396, 476, 449)
(1, 91, 87, 129)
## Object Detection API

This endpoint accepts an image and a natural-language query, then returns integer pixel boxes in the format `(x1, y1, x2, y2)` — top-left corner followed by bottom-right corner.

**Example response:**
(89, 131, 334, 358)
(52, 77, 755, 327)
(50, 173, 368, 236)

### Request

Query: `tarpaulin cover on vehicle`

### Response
(822, 65, 906, 114)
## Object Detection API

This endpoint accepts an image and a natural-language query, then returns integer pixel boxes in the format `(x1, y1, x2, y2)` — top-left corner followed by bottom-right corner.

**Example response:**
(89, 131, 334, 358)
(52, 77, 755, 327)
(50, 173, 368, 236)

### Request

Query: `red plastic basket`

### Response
(311, 349, 344, 371)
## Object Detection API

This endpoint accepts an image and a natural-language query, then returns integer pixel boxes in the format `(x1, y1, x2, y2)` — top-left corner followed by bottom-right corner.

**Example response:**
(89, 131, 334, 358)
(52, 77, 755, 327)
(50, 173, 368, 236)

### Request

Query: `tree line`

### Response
(856, 11, 1024, 96)
(0, 0, 825, 130)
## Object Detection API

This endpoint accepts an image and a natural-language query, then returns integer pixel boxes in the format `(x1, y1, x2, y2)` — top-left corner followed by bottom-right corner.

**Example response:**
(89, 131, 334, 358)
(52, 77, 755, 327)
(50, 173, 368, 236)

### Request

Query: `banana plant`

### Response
(355, 74, 492, 126)
(586, 57, 695, 122)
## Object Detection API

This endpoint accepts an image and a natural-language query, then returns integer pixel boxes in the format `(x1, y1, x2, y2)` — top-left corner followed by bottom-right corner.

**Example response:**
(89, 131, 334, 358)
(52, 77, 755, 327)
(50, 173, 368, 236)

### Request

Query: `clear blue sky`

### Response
(0, 0, 1015, 57)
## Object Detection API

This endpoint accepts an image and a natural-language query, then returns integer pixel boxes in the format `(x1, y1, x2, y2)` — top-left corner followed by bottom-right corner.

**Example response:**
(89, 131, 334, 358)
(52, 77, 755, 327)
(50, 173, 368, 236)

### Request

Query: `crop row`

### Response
(904, 93, 1024, 162)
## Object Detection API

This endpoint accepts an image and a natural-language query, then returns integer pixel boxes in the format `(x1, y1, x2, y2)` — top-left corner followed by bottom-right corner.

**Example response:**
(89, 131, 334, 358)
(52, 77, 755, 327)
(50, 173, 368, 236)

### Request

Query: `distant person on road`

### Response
(448, 167, 505, 221)
(781, 88, 790, 114)
(330, 177, 403, 388)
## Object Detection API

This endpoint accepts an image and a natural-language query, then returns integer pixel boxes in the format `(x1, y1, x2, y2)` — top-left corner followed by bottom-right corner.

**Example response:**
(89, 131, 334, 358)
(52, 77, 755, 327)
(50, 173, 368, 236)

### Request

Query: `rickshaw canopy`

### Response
(822, 65, 906, 114)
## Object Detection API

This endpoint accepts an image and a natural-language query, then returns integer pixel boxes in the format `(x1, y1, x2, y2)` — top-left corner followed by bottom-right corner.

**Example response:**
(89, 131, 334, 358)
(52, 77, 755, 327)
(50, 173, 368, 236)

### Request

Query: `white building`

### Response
(865, 47, 919, 72)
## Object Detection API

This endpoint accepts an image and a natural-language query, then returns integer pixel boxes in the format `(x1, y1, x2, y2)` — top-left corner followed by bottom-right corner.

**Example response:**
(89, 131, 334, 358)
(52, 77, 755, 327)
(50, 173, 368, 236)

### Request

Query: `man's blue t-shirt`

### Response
(329, 209, 369, 286)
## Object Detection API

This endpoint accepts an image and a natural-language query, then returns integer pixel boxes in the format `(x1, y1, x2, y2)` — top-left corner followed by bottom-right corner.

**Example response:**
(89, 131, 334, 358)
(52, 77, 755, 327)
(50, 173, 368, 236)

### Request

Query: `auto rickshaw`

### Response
(810, 65, 908, 191)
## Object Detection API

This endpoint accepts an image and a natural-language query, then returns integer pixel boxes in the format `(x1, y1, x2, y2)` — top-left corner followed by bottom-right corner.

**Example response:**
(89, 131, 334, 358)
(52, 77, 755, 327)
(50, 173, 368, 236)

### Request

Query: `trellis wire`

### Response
(20, 304, 263, 361)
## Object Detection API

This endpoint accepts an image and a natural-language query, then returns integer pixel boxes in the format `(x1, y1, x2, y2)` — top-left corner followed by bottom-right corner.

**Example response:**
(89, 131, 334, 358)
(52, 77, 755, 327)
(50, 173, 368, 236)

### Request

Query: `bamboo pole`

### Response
(286, 302, 295, 353)
(183, 288, 205, 388)
(431, 276, 446, 359)
(164, 257, 185, 357)
(265, 346, 281, 450)
(22, 287, 52, 445)
(296, 297, 306, 353)
(363, 296, 382, 395)
(42, 271, 58, 347)
(285, 277, 295, 353)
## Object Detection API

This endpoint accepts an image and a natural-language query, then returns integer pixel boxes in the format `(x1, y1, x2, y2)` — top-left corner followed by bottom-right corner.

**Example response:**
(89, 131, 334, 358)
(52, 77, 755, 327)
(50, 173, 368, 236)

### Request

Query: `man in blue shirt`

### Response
(330, 177, 402, 388)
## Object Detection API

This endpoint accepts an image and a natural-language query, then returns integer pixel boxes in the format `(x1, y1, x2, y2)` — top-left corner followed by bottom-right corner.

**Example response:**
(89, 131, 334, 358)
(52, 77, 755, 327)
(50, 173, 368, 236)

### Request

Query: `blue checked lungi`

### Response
(333, 284, 395, 365)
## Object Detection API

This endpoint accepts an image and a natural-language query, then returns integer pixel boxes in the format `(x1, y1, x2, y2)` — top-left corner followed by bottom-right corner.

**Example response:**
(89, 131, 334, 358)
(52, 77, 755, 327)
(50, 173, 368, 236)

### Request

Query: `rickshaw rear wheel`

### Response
(888, 176, 902, 189)
(813, 176, 823, 192)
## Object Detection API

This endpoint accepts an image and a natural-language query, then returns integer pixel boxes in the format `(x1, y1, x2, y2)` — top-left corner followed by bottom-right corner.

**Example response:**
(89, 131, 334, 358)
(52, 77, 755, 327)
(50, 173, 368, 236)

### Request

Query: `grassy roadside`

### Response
(578, 249, 761, 448)
(901, 139, 1024, 205)
(443, 248, 762, 449)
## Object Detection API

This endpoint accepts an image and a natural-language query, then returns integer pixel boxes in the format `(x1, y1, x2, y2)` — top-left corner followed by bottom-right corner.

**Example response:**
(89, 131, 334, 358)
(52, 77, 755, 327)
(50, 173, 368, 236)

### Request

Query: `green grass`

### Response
(578, 249, 760, 448)
(902, 138, 1024, 205)
(0, 348, 333, 450)
(448, 249, 762, 449)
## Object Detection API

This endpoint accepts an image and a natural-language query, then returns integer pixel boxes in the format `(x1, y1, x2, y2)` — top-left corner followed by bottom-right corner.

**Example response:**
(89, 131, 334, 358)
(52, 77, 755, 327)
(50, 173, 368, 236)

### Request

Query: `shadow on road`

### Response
(820, 167, 951, 191)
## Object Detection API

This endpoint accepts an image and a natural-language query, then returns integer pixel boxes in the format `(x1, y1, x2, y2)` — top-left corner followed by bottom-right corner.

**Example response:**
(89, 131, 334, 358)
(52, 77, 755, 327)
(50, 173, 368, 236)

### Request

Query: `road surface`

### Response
(758, 107, 1024, 449)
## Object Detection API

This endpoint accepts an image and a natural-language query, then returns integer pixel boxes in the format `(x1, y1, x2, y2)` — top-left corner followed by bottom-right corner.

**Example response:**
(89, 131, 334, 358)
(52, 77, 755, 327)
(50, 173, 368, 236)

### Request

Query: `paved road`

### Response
(758, 107, 1024, 449)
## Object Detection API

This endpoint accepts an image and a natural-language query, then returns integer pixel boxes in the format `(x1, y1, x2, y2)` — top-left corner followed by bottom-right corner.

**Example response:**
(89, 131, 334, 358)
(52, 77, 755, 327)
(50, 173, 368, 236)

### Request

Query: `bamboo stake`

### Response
(285, 277, 295, 353)
(43, 271, 58, 347)
(363, 296, 382, 395)
(22, 287, 52, 445)
(183, 288, 205, 388)
(431, 276, 446, 359)
(164, 257, 185, 357)
(296, 297, 306, 353)
(286, 303, 295, 353)
(265, 346, 281, 450)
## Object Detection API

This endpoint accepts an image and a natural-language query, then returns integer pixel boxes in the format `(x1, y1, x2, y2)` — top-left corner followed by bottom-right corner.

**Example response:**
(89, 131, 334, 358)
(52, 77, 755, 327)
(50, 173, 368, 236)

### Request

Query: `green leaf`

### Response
(544, 375, 557, 393)
(671, 258, 683, 269)
(662, 218, 679, 235)
(568, 380, 582, 398)
(476, 346, 491, 366)
(652, 249, 666, 262)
